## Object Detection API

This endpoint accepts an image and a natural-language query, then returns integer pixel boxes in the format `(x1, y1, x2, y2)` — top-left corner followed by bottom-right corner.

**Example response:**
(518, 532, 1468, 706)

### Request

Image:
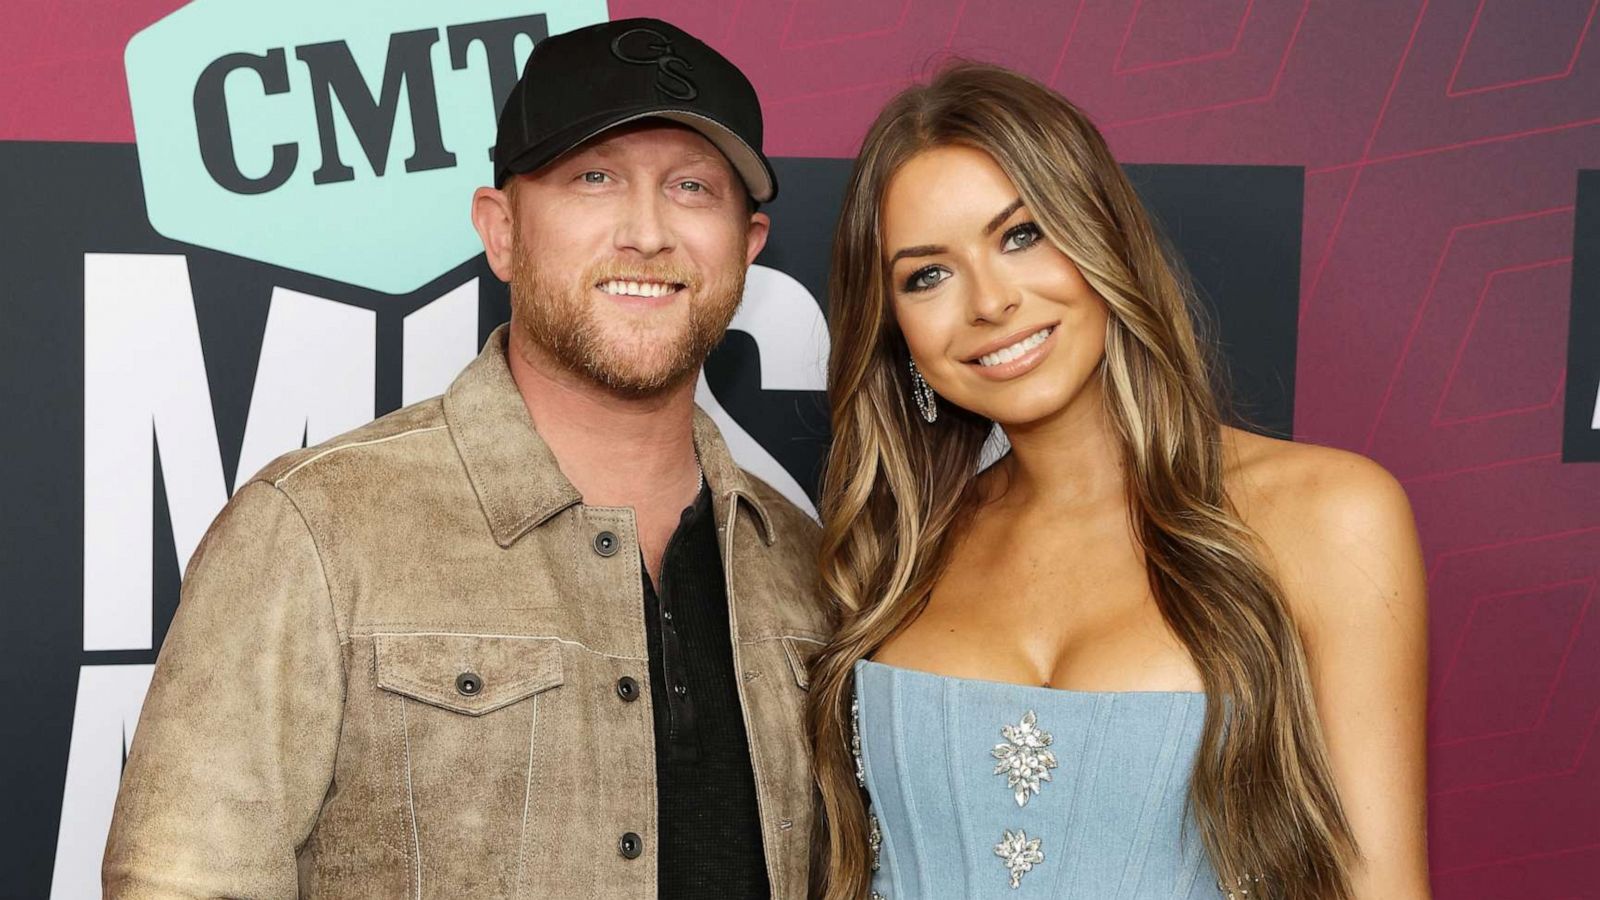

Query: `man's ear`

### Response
(744, 210, 771, 267)
(471, 185, 517, 282)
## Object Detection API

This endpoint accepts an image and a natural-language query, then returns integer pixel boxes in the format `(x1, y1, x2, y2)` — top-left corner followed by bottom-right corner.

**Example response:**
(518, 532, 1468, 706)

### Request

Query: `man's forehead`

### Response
(574, 123, 728, 167)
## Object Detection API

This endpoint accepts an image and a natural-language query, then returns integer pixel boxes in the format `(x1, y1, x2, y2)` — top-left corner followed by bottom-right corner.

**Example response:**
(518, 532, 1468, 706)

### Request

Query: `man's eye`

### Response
(1002, 222, 1043, 252)
(678, 180, 705, 193)
(581, 171, 609, 184)
(903, 267, 950, 292)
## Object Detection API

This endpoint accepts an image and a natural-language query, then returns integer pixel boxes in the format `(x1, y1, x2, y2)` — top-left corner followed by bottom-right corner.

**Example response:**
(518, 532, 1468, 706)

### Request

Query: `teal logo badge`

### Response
(126, 0, 609, 293)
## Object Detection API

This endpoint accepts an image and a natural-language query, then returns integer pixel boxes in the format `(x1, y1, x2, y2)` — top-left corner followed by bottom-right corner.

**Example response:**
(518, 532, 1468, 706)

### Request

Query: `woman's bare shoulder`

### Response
(1221, 427, 1422, 630)
(1224, 427, 1409, 537)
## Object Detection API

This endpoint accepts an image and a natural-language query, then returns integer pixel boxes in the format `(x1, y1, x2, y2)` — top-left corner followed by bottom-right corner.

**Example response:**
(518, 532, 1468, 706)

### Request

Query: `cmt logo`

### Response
(125, 1, 608, 293)
(1564, 170, 1600, 462)
(193, 17, 545, 194)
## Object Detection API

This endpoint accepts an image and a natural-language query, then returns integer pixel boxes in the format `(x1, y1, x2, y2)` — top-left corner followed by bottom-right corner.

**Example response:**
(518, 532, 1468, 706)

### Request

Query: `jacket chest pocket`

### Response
(374, 633, 565, 893)
(376, 633, 564, 715)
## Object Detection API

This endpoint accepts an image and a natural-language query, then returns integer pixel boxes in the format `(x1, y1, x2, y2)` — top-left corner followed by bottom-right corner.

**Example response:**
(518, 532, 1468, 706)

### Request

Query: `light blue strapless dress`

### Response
(853, 660, 1221, 899)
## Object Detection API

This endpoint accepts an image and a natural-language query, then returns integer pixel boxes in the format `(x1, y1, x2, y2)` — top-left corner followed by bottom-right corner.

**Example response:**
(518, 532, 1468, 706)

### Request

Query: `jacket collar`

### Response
(445, 325, 773, 547)
(693, 402, 776, 545)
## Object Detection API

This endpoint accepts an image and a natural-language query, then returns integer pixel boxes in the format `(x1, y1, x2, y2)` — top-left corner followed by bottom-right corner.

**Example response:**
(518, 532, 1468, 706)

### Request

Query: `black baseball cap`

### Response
(493, 17, 777, 203)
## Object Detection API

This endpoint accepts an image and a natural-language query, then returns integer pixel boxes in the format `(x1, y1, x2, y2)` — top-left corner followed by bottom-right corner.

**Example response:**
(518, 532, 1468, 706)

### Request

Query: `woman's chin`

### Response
(961, 389, 1078, 430)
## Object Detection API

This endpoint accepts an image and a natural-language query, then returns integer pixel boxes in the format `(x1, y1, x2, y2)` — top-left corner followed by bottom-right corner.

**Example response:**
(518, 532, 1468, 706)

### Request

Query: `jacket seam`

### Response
(750, 633, 827, 643)
(260, 481, 347, 647)
(272, 425, 448, 486)
(399, 698, 423, 899)
(360, 631, 649, 662)
(513, 693, 540, 899)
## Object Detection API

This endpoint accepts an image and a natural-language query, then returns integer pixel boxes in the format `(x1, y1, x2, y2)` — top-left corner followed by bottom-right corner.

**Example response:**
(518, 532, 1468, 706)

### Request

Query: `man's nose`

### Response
(614, 186, 675, 257)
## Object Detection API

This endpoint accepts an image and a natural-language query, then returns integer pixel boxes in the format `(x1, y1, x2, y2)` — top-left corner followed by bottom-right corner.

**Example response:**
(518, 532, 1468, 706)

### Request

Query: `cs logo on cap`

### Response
(610, 27, 698, 101)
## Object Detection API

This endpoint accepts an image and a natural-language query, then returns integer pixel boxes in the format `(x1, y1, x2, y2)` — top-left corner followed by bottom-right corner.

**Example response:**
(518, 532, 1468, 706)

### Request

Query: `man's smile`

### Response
(597, 278, 687, 298)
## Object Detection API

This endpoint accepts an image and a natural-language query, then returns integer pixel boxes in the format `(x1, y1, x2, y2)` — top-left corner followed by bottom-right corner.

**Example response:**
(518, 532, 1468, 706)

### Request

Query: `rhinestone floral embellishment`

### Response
(1218, 873, 1266, 898)
(992, 710, 1058, 807)
(853, 691, 884, 875)
(994, 829, 1044, 888)
(851, 693, 866, 787)
(868, 811, 882, 871)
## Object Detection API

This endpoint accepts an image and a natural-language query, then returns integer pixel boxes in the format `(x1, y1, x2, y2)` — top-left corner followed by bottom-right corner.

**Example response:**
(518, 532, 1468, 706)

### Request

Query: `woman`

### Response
(805, 64, 1429, 900)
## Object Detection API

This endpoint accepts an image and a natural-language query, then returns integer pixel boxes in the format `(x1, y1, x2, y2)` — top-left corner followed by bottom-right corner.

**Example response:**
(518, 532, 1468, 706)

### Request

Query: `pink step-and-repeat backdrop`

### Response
(1, 1, 1596, 896)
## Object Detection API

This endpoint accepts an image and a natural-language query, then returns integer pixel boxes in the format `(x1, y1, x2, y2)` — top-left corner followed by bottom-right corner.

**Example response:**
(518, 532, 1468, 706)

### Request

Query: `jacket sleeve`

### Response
(103, 480, 345, 899)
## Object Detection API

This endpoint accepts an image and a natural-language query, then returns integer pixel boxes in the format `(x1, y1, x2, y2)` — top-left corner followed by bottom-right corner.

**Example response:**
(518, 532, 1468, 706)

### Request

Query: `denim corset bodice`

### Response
(853, 660, 1222, 899)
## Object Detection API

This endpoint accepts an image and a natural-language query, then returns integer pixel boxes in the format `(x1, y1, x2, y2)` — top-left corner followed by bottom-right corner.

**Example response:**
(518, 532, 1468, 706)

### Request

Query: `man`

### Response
(104, 18, 830, 899)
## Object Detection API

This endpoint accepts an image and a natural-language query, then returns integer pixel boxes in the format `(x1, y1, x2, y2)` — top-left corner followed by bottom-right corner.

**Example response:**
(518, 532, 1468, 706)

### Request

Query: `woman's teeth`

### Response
(600, 280, 677, 298)
(977, 326, 1054, 367)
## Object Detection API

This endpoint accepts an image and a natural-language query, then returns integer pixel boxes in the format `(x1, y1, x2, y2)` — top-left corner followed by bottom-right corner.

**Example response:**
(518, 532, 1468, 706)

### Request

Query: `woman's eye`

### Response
(1002, 222, 1043, 252)
(581, 171, 609, 184)
(903, 266, 950, 292)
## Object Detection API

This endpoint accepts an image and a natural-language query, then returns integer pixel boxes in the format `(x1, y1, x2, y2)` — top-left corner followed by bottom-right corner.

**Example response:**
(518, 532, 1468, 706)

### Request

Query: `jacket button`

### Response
(455, 672, 482, 696)
(618, 832, 643, 859)
(593, 531, 619, 557)
(615, 676, 640, 702)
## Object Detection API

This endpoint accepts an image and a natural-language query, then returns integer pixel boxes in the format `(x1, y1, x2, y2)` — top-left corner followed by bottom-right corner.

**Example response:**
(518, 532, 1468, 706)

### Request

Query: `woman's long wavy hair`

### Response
(805, 63, 1356, 900)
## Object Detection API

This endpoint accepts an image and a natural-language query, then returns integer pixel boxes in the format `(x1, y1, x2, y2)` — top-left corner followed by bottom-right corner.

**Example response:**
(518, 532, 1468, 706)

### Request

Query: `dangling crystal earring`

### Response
(909, 359, 939, 424)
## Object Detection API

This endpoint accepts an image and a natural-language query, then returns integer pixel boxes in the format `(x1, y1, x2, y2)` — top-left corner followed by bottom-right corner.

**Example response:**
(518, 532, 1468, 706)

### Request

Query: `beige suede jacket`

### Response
(103, 327, 832, 899)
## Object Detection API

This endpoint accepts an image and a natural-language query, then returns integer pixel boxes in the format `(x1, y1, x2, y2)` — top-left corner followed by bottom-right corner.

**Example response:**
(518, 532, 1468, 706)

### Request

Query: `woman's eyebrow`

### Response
(887, 199, 1027, 265)
(984, 198, 1025, 235)
(887, 244, 945, 265)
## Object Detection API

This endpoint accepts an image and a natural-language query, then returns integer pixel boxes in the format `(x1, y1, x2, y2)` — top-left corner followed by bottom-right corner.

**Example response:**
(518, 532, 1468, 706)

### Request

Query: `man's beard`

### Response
(509, 238, 745, 398)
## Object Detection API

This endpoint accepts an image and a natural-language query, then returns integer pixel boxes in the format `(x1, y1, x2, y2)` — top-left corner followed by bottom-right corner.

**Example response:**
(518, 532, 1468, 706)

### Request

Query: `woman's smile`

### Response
(962, 323, 1059, 381)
